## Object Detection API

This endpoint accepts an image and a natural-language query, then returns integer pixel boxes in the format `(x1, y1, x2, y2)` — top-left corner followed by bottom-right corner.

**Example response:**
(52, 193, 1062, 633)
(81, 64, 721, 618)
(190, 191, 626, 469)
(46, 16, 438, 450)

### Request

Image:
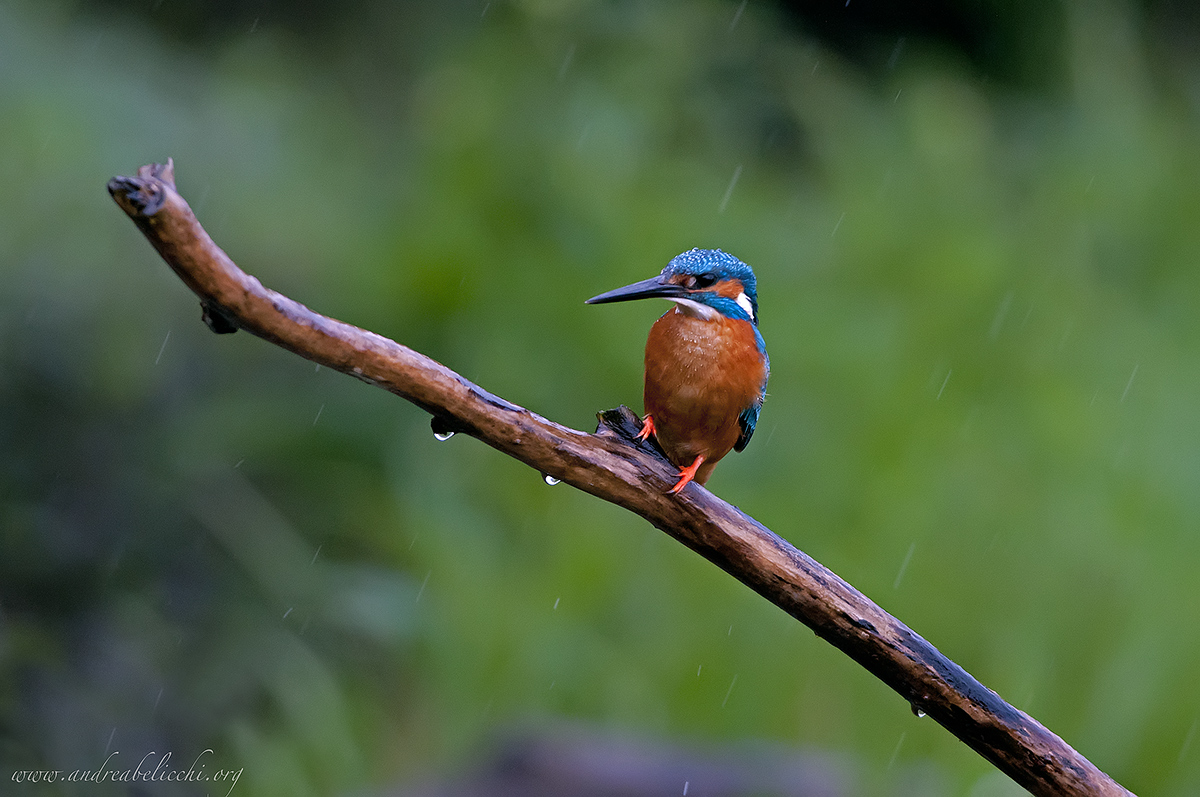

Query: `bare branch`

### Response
(108, 161, 1135, 797)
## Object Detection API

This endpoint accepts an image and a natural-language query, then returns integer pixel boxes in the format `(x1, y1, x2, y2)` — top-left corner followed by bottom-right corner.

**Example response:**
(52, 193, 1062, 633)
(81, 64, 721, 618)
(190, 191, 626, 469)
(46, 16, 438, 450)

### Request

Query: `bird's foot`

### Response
(667, 455, 705, 495)
(636, 413, 656, 442)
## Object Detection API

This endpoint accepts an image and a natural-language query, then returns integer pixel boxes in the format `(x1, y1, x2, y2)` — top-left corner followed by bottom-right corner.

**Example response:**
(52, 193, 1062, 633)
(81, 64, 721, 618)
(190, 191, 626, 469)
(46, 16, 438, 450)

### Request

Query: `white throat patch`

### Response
(735, 292, 755, 321)
(669, 297, 719, 321)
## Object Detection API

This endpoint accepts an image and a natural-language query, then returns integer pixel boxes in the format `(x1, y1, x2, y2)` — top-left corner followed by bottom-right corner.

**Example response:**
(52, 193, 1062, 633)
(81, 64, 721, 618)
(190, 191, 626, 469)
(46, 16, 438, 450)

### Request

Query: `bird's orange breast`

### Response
(642, 307, 766, 483)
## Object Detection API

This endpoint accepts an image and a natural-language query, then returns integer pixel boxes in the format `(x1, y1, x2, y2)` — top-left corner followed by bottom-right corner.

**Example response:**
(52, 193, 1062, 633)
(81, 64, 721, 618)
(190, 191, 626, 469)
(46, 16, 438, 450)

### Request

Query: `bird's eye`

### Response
(693, 273, 717, 289)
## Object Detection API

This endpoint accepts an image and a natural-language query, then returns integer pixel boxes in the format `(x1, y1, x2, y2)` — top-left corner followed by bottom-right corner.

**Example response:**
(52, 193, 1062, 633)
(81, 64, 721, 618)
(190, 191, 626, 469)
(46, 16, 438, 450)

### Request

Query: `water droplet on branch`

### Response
(431, 416, 462, 441)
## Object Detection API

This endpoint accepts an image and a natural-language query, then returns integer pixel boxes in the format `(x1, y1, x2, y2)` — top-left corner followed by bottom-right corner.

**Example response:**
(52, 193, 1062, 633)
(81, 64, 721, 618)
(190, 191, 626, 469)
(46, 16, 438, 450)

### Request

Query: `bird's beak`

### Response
(585, 274, 687, 305)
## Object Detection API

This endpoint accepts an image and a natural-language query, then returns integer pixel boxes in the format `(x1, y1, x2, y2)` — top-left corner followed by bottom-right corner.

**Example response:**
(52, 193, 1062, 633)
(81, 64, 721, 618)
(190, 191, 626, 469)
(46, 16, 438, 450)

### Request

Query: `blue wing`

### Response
(736, 343, 768, 453)
(734, 401, 759, 452)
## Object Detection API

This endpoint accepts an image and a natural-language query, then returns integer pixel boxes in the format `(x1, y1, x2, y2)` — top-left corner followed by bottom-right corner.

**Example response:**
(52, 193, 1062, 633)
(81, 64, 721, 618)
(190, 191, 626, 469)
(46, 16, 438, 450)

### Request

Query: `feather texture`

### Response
(643, 307, 768, 484)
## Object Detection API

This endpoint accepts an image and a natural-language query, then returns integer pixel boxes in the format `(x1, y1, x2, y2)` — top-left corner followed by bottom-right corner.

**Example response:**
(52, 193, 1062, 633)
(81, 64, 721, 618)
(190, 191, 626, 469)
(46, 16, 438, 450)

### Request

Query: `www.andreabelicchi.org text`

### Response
(10, 749, 243, 794)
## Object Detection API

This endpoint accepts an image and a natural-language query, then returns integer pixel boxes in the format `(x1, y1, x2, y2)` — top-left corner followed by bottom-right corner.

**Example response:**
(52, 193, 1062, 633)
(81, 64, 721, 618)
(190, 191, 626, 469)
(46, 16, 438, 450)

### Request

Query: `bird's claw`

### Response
(667, 455, 705, 495)
(636, 413, 656, 442)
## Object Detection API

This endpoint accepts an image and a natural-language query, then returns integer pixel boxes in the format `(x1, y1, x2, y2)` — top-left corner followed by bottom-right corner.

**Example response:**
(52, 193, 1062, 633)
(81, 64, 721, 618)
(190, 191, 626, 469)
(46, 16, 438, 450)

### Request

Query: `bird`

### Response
(586, 248, 769, 494)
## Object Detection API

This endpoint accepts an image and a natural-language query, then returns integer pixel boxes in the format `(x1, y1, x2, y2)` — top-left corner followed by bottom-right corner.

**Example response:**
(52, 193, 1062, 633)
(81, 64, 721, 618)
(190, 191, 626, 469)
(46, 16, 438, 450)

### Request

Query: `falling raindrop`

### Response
(155, 329, 171, 365)
(1121, 364, 1139, 403)
(721, 674, 739, 708)
(886, 36, 906, 70)
(893, 542, 915, 589)
(683, 781, 690, 796)
(718, 164, 743, 213)
(728, 0, 747, 31)
(831, 211, 846, 237)
(434, 430, 456, 442)
(1179, 717, 1198, 763)
(936, 369, 952, 400)
(887, 731, 906, 769)
(542, 474, 561, 486)
(989, 291, 1013, 340)
(558, 43, 576, 81)
(415, 570, 431, 603)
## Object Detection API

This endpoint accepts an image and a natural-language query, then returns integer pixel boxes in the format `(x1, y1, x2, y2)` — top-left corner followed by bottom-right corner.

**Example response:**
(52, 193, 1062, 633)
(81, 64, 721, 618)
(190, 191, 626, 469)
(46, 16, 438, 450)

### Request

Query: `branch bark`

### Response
(108, 160, 1135, 797)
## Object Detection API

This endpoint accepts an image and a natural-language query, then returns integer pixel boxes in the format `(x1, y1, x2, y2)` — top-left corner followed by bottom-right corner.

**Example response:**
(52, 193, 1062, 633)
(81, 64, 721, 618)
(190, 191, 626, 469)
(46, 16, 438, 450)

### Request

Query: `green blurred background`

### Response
(3, 0, 1200, 794)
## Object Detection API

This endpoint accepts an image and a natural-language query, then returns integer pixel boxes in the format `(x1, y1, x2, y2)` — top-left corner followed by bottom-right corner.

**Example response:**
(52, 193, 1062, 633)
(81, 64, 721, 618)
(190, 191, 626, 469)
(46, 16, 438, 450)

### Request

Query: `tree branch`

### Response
(108, 160, 1135, 797)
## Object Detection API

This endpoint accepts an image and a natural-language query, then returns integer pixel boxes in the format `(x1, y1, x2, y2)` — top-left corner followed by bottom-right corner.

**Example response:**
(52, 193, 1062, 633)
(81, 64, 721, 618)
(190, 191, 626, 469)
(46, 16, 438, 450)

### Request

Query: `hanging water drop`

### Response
(431, 416, 461, 441)
(542, 474, 561, 486)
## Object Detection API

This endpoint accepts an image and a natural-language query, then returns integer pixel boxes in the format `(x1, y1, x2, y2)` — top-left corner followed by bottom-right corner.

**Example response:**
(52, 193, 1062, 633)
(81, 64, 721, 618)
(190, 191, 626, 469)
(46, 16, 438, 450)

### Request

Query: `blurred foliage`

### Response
(3, 0, 1200, 795)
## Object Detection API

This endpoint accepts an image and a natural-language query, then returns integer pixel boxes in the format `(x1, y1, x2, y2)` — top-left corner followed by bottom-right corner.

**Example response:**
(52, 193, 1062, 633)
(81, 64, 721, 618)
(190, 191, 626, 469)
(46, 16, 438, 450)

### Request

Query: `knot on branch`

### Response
(106, 159, 176, 216)
(596, 405, 668, 461)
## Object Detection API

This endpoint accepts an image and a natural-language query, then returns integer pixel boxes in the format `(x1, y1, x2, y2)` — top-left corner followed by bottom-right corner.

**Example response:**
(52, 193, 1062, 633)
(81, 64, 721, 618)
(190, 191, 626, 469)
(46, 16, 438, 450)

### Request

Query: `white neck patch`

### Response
(669, 297, 719, 321)
(735, 291, 755, 321)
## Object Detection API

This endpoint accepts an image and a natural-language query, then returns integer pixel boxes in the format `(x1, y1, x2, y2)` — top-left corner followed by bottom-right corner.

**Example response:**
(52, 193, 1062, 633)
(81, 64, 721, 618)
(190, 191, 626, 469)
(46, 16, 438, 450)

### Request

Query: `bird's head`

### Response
(585, 249, 760, 324)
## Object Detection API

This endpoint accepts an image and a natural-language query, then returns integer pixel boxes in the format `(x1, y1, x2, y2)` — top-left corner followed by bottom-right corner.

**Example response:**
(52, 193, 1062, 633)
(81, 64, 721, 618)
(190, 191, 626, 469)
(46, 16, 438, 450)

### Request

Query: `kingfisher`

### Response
(587, 248, 769, 494)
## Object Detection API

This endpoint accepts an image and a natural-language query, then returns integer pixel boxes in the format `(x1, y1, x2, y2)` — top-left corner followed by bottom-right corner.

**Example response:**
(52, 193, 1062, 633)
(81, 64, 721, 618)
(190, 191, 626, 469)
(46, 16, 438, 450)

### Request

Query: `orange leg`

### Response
(668, 455, 706, 495)
(636, 413, 656, 442)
